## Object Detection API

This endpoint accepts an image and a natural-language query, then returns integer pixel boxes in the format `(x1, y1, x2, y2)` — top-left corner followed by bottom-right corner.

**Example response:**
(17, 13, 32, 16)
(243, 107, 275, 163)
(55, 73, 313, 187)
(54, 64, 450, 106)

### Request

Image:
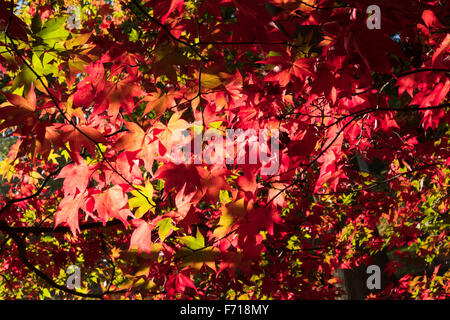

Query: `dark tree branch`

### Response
(129, 0, 208, 62)
(314, 161, 444, 196)
(9, 219, 125, 235)
(0, 220, 127, 299)
(4, 24, 154, 208)
(0, 163, 71, 218)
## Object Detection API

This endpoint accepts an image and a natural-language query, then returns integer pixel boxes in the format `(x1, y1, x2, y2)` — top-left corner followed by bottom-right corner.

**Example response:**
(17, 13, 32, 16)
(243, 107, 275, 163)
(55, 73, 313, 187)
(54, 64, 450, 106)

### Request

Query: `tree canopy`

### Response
(0, 0, 448, 299)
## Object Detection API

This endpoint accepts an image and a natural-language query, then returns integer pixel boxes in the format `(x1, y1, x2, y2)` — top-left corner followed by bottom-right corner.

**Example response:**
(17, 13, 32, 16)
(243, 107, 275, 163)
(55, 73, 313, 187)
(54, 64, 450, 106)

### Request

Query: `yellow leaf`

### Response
(65, 33, 92, 50)
(177, 246, 218, 272)
(200, 73, 222, 89)
(213, 198, 245, 239)
(129, 181, 155, 218)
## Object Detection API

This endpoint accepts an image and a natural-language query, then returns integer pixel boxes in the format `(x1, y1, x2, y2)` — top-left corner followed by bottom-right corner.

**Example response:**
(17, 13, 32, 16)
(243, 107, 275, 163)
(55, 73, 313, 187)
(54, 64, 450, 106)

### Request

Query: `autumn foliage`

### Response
(0, 0, 449, 299)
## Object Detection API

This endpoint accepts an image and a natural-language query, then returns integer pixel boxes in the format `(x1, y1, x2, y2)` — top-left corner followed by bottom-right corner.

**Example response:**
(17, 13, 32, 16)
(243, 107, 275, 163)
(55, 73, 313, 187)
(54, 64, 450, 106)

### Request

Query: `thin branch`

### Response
(130, 0, 208, 62)
(9, 219, 125, 235)
(4, 29, 154, 208)
(0, 220, 127, 299)
(0, 163, 70, 218)
(314, 161, 444, 196)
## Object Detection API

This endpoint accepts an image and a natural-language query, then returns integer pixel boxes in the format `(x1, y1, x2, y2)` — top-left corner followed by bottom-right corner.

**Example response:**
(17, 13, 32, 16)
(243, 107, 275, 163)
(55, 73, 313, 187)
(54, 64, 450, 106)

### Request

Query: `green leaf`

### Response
(209, 121, 223, 129)
(157, 218, 173, 242)
(129, 29, 139, 42)
(65, 33, 91, 50)
(32, 53, 43, 72)
(128, 182, 155, 218)
(36, 17, 69, 46)
(42, 288, 52, 298)
(181, 229, 205, 250)
(219, 189, 232, 204)
(196, 228, 205, 246)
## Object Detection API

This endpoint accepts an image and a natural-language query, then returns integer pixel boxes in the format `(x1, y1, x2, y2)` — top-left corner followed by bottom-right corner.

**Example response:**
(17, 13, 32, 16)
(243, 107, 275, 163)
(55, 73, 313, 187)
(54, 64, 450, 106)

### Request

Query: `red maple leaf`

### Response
(129, 218, 153, 254)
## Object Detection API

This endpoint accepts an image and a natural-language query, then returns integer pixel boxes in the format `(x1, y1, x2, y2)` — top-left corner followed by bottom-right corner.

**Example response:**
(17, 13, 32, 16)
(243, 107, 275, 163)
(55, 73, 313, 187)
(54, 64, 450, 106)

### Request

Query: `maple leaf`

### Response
(181, 228, 205, 251)
(251, 206, 282, 236)
(236, 167, 258, 194)
(128, 181, 155, 219)
(174, 272, 197, 293)
(56, 160, 90, 197)
(114, 122, 148, 152)
(198, 165, 231, 202)
(0, 0, 28, 41)
(156, 217, 174, 242)
(397, 75, 415, 97)
(1, 86, 36, 111)
(380, 113, 400, 132)
(161, 0, 184, 23)
(58, 124, 106, 157)
(174, 183, 196, 220)
(268, 185, 286, 208)
(0, 100, 37, 133)
(259, 52, 314, 86)
(287, 126, 318, 159)
(96, 78, 144, 123)
(154, 163, 202, 198)
(54, 191, 87, 236)
(129, 218, 153, 254)
(142, 89, 179, 116)
(113, 150, 143, 185)
(344, 24, 402, 74)
(151, 43, 190, 82)
(410, 80, 450, 127)
(200, 70, 233, 90)
(114, 122, 159, 173)
(73, 61, 106, 107)
(155, 112, 191, 152)
(0, 84, 38, 133)
(94, 185, 134, 226)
